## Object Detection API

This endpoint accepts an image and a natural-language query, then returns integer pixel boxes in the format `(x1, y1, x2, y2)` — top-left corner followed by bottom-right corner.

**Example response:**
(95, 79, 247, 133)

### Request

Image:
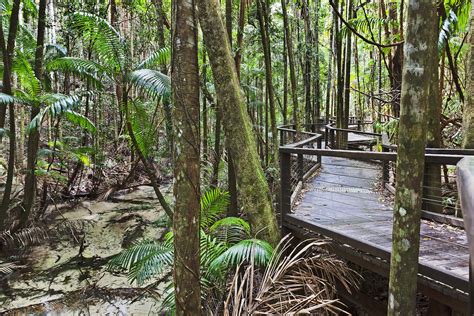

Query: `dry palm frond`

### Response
(0, 227, 49, 248)
(0, 261, 22, 275)
(223, 235, 359, 315)
(0, 219, 95, 249)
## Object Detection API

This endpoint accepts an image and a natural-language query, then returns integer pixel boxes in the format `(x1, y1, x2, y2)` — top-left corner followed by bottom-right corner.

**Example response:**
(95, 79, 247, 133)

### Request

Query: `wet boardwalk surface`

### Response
(292, 156, 469, 286)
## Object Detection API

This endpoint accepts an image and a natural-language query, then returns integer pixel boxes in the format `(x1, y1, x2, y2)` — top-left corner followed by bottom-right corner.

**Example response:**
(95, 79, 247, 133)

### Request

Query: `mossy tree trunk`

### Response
(463, 2, 474, 149)
(387, 1, 433, 314)
(197, 0, 280, 246)
(171, 0, 201, 313)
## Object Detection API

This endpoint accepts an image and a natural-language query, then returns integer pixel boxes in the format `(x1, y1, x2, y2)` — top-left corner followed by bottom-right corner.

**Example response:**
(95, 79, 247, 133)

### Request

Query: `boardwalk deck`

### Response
(290, 156, 469, 296)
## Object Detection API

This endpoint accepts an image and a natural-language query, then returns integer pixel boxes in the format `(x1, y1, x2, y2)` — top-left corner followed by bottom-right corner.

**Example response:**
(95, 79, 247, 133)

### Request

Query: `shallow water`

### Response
(0, 186, 171, 315)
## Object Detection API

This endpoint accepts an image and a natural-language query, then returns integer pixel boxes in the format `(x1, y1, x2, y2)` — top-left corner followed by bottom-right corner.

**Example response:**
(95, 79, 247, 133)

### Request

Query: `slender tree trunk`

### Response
(325, 23, 334, 123)
(462, 2, 474, 149)
(424, 10, 442, 213)
(283, 36, 288, 125)
(21, 0, 47, 226)
(234, 0, 247, 79)
(202, 51, 209, 159)
(0, 0, 21, 130)
(256, 0, 278, 164)
(197, 0, 280, 245)
(153, 0, 173, 158)
(342, 0, 353, 144)
(302, 0, 312, 126)
(281, 0, 300, 133)
(0, 0, 21, 220)
(387, 1, 433, 314)
(313, 0, 320, 123)
(171, 0, 201, 312)
(334, 0, 344, 148)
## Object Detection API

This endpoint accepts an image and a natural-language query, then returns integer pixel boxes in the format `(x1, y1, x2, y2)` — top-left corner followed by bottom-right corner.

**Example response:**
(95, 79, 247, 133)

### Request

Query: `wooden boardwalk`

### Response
(288, 156, 469, 303)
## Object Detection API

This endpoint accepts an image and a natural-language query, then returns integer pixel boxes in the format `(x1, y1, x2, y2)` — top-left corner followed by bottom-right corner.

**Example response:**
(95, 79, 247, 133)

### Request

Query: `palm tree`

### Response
(107, 188, 274, 313)
(47, 12, 172, 217)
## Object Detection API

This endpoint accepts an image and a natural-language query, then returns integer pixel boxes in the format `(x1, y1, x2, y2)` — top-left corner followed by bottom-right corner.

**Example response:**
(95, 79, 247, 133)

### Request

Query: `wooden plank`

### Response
(283, 214, 469, 292)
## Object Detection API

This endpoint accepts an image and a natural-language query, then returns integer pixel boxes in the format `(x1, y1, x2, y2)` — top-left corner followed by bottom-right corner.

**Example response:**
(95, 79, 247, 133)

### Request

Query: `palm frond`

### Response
(128, 69, 171, 99)
(45, 43, 67, 61)
(209, 238, 273, 273)
(46, 57, 109, 88)
(200, 188, 230, 229)
(135, 47, 171, 70)
(69, 12, 125, 70)
(28, 93, 96, 134)
(223, 236, 358, 315)
(209, 217, 250, 245)
(108, 239, 173, 284)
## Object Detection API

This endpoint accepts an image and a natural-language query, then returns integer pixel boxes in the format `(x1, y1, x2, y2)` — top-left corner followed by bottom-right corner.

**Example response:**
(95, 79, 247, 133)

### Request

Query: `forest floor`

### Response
(0, 185, 171, 315)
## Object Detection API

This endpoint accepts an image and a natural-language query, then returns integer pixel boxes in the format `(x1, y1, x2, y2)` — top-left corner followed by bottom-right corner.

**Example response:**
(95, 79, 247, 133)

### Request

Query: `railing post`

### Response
(456, 157, 474, 316)
(280, 151, 292, 236)
(382, 145, 389, 186)
(324, 125, 329, 148)
(329, 129, 335, 149)
(317, 137, 322, 164)
(280, 129, 284, 146)
(297, 153, 304, 182)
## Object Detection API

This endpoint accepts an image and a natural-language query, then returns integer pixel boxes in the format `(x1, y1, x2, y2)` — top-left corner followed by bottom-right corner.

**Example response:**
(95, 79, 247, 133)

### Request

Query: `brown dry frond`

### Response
(0, 261, 23, 275)
(0, 219, 95, 249)
(223, 235, 359, 315)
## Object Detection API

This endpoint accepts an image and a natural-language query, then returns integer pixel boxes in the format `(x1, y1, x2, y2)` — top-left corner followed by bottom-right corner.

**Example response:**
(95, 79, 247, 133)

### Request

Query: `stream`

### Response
(0, 185, 171, 315)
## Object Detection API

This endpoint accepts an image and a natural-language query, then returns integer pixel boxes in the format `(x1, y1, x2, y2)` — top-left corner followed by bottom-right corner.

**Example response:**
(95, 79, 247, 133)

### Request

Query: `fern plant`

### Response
(108, 188, 274, 313)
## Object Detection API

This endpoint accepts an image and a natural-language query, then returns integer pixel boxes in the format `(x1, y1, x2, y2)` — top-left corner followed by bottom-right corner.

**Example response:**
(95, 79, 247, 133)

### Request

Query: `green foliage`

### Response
(108, 188, 274, 313)
(129, 69, 171, 99)
(200, 187, 230, 229)
(135, 47, 171, 69)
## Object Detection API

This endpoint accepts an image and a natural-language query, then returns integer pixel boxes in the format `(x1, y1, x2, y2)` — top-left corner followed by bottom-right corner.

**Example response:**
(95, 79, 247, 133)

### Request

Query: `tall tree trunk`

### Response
(256, 0, 278, 164)
(283, 36, 288, 125)
(21, 0, 47, 226)
(171, 0, 201, 312)
(197, 0, 280, 245)
(0, 0, 21, 130)
(313, 0, 320, 123)
(234, 0, 247, 79)
(225, 0, 238, 215)
(0, 0, 21, 220)
(334, 0, 344, 148)
(387, 1, 433, 314)
(424, 9, 442, 213)
(325, 22, 334, 123)
(302, 0, 312, 126)
(462, 1, 474, 149)
(343, 0, 353, 144)
(281, 0, 300, 133)
(153, 0, 173, 159)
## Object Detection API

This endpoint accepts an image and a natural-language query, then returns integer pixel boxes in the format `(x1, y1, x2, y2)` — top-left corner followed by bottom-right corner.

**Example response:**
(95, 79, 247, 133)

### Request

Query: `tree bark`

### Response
(387, 1, 433, 314)
(171, 0, 202, 312)
(463, 2, 474, 149)
(313, 0, 320, 122)
(21, 0, 47, 226)
(281, 0, 300, 133)
(256, 0, 278, 164)
(302, 0, 312, 126)
(424, 8, 442, 213)
(197, 0, 280, 245)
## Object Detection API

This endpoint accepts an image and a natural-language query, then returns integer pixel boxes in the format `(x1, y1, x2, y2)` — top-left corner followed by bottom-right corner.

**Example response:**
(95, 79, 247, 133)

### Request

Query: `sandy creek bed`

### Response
(0, 185, 171, 315)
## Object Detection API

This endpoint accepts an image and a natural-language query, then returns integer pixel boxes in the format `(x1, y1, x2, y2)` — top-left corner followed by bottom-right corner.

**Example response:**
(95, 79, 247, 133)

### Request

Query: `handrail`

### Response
(325, 121, 382, 137)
